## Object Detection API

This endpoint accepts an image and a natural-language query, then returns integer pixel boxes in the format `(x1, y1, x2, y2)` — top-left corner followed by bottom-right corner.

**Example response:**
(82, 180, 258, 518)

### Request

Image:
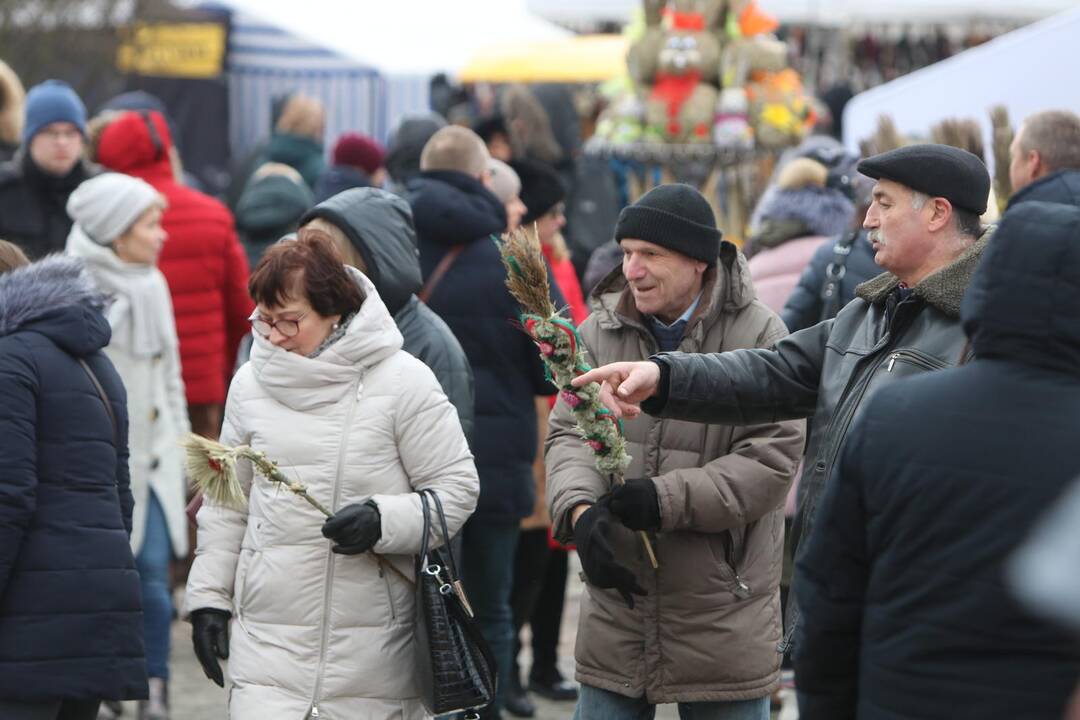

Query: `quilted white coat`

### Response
(185, 269, 479, 719)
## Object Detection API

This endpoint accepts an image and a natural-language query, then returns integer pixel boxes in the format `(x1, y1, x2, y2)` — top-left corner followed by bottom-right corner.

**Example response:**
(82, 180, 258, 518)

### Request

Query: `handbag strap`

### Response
(417, 489, 461, 581)
(418, 489, 434, 565)
(418, 245, 464, 304)
(79, 358, 118, 446)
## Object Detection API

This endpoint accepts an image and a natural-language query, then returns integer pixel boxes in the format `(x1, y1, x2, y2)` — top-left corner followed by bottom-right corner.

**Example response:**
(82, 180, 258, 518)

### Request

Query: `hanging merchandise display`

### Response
(587, 0, 816, 246)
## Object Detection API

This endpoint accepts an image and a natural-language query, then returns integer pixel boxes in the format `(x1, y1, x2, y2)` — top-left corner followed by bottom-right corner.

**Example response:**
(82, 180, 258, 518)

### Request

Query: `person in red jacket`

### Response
(506, 157, 586, 716)
(94, 110, 253, 439)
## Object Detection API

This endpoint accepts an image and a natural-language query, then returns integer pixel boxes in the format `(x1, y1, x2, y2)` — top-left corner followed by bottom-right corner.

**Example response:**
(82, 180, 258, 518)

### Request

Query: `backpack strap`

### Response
(819, 230, 860, 322)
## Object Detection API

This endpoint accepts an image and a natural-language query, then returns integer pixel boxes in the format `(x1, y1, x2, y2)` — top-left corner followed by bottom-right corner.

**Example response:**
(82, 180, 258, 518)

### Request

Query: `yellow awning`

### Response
(459, 34, 628, 84)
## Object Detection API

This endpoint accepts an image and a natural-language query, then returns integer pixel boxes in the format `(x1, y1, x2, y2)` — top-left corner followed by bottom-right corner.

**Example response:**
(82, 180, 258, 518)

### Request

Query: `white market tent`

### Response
(526, 0, 1076, 26)
(842, 6, 1080, 163)
(188, 0, 569, 154)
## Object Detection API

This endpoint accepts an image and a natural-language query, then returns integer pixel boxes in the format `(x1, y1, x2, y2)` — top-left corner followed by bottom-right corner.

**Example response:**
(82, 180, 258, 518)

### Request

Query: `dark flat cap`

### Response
(858, 144, 990, 215)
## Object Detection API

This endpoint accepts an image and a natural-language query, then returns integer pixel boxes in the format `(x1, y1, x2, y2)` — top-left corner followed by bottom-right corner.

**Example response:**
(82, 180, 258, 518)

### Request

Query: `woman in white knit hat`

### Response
(66, 172, 188, 720)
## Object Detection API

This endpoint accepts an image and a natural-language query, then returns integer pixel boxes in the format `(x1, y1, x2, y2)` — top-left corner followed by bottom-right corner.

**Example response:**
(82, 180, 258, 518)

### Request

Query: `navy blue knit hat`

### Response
(23, 80, 86, 144)
(615, 183, 722, 265)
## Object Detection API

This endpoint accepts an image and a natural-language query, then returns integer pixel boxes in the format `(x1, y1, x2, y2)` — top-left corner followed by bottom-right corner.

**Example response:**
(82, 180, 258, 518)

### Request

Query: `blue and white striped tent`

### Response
(225, 10, 389, 160)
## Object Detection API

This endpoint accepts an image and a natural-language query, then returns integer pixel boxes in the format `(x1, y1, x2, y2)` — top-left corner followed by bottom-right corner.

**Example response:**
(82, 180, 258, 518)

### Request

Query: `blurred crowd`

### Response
(2, 52, 1080, 720)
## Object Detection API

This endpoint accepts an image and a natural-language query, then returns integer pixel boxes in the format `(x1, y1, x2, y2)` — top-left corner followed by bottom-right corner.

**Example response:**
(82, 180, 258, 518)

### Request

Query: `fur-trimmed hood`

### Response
(749, 185, 854, 251)
(0, 254, 111, 355)
(855, 226, 994, 318)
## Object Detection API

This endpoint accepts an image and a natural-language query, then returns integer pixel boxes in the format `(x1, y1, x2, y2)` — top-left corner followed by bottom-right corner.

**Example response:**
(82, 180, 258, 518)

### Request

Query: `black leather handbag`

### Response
(414, 489, 497, 717)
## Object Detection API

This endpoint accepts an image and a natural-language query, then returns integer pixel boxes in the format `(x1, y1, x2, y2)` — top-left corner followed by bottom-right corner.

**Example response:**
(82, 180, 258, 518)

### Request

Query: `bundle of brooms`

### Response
(496, 227, 659, 569)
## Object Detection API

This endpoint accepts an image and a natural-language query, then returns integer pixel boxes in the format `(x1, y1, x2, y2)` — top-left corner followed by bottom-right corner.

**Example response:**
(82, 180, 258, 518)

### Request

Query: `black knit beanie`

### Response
(614, 183, 721, 265)
(514, 158, 565, 225)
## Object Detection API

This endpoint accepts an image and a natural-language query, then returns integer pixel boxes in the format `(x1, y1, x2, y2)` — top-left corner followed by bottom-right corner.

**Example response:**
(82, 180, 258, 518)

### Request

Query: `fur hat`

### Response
(23, 80, 85, 144)
(67, 173, 165, 245)
(333, 132, 385, 175)
(615, 184, 721, 265)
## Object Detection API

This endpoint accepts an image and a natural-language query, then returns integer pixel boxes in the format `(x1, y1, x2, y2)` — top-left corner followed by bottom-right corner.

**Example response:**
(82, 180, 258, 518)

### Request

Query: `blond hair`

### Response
(253, 161, 305, 185)
(420, 126, 489, 177)
(275, 95, 325, 141)
(0, 239, 29, 274)
(300, 219, 366, 273)
(0, 59, 25, 147)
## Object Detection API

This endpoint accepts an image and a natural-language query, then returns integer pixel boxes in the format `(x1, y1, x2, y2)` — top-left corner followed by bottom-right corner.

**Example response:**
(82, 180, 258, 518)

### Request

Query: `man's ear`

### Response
(1030, 149, 1048, 180)
(927, 198, 954, 232)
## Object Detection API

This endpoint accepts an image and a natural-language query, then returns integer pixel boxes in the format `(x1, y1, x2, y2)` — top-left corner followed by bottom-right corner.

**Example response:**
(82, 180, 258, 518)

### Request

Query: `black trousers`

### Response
(0, 699, 100, 720)
(510, 529, 571, 686)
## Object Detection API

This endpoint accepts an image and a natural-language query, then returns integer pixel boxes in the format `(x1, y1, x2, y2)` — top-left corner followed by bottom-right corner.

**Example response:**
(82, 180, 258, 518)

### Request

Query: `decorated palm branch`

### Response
(182, 433, 413, 585)
(497, 228, 659, 569)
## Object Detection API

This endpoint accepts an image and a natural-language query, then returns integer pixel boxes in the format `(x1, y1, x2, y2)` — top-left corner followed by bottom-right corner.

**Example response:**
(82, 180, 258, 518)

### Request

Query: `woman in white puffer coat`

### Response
(185, 233, 478, 719)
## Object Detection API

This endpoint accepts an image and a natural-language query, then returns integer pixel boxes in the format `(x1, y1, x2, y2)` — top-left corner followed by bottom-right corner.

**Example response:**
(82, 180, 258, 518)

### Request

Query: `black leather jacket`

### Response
(643, 230, 991, 647)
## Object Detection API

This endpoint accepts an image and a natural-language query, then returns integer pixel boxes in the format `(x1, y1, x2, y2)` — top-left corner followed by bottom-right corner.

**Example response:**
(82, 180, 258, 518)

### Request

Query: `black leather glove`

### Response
(191, 608, 231, 687)
(322, 501, 382, 555)
(573, 499, 647, 609)
(607, 478, 661, 531)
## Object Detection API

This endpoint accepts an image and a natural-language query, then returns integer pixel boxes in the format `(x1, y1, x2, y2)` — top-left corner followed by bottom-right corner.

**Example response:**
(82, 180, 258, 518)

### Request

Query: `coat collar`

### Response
(248, 267, 403, 411)
(854, 227, 993, 319)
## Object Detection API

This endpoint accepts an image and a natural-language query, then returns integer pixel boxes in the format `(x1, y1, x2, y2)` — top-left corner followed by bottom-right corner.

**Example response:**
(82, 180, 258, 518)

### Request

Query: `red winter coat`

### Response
(96, 111, 253, 406)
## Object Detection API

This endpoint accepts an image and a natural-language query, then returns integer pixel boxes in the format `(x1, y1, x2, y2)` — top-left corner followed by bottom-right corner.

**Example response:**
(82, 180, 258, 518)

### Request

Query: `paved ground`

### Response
(133, 553, 787, 718)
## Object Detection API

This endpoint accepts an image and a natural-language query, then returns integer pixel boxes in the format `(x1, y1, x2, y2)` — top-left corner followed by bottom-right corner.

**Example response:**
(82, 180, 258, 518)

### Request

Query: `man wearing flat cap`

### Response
(573, 144, 992, 661)
(547, 183, 804, 718)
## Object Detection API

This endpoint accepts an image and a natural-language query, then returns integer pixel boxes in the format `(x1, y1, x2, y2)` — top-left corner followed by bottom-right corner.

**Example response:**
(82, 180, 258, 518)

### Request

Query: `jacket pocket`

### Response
(709, 532, 752, 599)
(379, 561, 397, 623)
(881, 348, 949, 376)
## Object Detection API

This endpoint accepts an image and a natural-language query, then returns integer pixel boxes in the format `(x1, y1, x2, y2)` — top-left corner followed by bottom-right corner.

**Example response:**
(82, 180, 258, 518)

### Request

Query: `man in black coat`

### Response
(0, 80, 98, 259)
(0, 254, 147, 717)
(793, 201, 1080, 720)
(406, 125, 564, 719)
(1007, 109, 1080, 209)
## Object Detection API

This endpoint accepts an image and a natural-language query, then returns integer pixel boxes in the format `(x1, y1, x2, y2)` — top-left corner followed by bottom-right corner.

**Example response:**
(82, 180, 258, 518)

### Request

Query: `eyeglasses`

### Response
(38, 126, 82, 142)
(250, 311, 308, 338)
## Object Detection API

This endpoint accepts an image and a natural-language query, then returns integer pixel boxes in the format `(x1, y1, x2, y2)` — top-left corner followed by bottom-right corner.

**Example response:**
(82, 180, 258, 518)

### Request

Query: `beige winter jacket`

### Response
(546, 245, 805, 704)
(186, 269, 479, 720)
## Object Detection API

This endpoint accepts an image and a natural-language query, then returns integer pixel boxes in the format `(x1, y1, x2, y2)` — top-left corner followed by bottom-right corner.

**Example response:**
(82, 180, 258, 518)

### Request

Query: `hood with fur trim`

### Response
(749, 185, 854, 252)
(0, 254, 111, 356)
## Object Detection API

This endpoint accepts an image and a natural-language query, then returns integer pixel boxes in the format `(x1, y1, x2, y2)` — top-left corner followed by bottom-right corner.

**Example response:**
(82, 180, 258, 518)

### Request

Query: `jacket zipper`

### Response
(309, 379, 363, 719)
(885, 349, 948, 373)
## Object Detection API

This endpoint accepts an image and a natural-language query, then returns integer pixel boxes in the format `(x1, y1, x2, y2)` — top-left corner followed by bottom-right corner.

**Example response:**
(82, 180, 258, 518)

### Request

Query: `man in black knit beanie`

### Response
(545, 183, 804, 719)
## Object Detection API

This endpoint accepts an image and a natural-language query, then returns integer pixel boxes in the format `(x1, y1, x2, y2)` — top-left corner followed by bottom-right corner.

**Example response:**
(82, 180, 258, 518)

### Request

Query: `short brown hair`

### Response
(420, 125, 489, 177)
(1019, 110, 1080, 173)
(248, 234, 364, 317)
(0, 239, 29, 274)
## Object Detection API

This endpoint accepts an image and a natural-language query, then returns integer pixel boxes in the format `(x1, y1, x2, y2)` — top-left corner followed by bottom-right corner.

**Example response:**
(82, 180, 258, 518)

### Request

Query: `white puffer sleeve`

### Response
(185, 366, 255, 614)
(369, 356, 478, 555)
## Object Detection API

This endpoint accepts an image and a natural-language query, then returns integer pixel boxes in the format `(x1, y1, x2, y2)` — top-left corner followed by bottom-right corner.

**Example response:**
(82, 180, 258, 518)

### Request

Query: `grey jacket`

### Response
(302, 188, 475, 442)
(643, 230, 991, 648)
(547, 245, 805, 703)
